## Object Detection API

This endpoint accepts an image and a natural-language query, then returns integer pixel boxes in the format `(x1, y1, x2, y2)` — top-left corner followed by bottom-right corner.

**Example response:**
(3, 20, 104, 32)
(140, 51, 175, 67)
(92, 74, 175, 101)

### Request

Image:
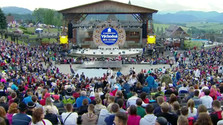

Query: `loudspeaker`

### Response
(68, 23, 73, 38)
(142, 24, 147, 38)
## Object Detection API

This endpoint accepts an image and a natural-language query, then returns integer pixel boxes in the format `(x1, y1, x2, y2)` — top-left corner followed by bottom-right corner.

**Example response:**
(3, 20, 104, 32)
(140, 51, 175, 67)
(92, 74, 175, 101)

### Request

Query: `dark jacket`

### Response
(157, 112, 178, 125)
(105, 114, 115, 125)
(78, 105, 88, 115)
(44, 113, 58, 125)
(210, 111, 222, 125)
(12, 113, 31, 125)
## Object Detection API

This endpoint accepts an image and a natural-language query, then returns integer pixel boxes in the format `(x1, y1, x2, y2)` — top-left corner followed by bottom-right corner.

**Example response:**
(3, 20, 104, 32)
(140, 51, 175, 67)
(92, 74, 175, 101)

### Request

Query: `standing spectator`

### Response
(12, 102, 31, 125)
(82, 104, 98, 125)
(127, 105, 141, 125)
(61, 104, 78, 125)
(31, 108, 52, 125)
(146, 73, 155, 89)
(200, 89, 213, 109)
(140, 104, 157, 125)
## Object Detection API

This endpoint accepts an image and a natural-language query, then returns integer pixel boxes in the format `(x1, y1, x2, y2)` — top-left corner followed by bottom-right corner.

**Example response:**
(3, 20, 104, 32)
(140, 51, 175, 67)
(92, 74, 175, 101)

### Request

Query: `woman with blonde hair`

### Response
(210, 85, 221, 100)
(6, 103, 18, 125)
(43, 97, 58, 115)
(187, 99, 197, 117)
(0, 106, 9, 125)
(31, 108, 52, 125)
(0, 117, 6, 125)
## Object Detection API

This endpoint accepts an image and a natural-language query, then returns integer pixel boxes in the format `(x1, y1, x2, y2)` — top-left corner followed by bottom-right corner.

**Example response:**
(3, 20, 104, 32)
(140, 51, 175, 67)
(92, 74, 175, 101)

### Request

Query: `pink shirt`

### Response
(6, 113, 13, 125)
(127, 115, 141, 125)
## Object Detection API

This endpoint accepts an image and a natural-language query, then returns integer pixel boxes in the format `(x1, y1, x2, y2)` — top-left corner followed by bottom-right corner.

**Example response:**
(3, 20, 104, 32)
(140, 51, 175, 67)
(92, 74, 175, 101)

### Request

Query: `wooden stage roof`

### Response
(59, 0, 158, 14)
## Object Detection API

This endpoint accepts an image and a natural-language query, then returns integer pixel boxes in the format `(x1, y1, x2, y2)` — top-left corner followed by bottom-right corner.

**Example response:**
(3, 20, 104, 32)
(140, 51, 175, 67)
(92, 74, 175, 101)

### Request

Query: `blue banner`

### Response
(101, 27, 118, 45)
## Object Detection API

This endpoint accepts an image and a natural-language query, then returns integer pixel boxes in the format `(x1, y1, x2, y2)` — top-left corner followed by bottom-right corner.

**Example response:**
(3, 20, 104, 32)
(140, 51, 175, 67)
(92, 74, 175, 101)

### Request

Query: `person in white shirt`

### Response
(127, 92, 147, 108)
(127, 92, 139, 107)
(61, 104, 78, 125)
(200, 89, 213, 109)
(178, 84, 188, 93)
(162, 67, 166, 74)
(128, 75, 138, 87)
(187, 99, 197, 117)
(194, 68, 201, 78)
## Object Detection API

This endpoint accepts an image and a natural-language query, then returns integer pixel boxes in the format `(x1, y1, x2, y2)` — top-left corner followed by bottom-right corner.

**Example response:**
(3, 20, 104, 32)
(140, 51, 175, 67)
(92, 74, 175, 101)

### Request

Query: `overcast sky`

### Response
(0, 0, 222, 13)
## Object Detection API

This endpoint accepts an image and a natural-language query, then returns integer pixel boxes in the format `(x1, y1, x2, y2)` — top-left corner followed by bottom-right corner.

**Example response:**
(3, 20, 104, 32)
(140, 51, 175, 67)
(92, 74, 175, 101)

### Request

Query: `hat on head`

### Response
(18, 102, 27, 110)
(156, 117, 168, 125)
(27, 102, 36, 109)
(66, 88, 72, 94)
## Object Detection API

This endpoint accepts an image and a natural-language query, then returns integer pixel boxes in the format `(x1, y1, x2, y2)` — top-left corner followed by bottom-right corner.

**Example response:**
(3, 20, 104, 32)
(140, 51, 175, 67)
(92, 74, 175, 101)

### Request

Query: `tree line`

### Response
(0, 8, 63, 29)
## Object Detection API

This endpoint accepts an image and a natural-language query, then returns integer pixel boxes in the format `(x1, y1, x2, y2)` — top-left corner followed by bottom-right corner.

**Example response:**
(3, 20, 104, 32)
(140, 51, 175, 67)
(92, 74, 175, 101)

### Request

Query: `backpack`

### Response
(62, 96, 75, 104)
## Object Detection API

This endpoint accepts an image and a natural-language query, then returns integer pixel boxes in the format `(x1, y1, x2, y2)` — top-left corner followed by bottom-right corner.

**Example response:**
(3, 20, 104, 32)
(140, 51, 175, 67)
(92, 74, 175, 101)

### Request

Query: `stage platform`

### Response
(81, 61, 122, 68)
(76, 69, 108, 78)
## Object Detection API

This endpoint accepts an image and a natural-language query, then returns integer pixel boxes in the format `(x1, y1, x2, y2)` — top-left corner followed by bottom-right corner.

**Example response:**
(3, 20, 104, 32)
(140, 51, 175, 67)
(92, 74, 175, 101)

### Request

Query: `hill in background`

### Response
(2, 6, 32, 15)
(154, 11, 223, 23)
(1, 7, 34, 21)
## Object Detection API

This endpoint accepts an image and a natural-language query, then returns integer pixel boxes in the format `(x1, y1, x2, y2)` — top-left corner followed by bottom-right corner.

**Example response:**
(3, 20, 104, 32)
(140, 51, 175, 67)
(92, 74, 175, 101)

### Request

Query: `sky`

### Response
(0, 0, 223, 13)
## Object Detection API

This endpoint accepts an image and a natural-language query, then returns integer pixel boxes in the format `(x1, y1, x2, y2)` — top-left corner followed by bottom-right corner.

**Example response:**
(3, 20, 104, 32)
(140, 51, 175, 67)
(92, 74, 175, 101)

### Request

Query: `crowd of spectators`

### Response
(1, 39, 223, 125)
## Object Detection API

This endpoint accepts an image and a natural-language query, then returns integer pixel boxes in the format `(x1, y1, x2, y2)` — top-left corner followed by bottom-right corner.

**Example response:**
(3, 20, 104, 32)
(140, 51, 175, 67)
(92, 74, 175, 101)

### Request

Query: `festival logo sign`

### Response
(100, 27, 118, 45)
(93, 21, 126, 46)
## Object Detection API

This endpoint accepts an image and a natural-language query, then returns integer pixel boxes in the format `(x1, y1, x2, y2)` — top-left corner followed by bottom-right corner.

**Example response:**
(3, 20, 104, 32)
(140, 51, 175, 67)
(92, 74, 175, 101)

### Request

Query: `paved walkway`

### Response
(55, 63, 173, 76)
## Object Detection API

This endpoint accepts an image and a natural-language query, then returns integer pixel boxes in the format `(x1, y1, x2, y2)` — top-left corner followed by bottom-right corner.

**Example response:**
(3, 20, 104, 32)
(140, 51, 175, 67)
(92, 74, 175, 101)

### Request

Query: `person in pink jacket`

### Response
(127, 105, 141, 125)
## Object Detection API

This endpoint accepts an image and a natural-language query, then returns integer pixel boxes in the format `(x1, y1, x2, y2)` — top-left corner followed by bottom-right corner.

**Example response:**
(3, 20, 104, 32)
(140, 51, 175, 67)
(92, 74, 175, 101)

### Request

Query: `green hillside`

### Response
(186, 22, 223, 32)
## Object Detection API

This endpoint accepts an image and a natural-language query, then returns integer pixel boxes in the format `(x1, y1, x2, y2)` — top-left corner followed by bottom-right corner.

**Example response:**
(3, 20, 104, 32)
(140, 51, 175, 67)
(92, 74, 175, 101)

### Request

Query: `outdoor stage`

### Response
(59, 0, 158, 50)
